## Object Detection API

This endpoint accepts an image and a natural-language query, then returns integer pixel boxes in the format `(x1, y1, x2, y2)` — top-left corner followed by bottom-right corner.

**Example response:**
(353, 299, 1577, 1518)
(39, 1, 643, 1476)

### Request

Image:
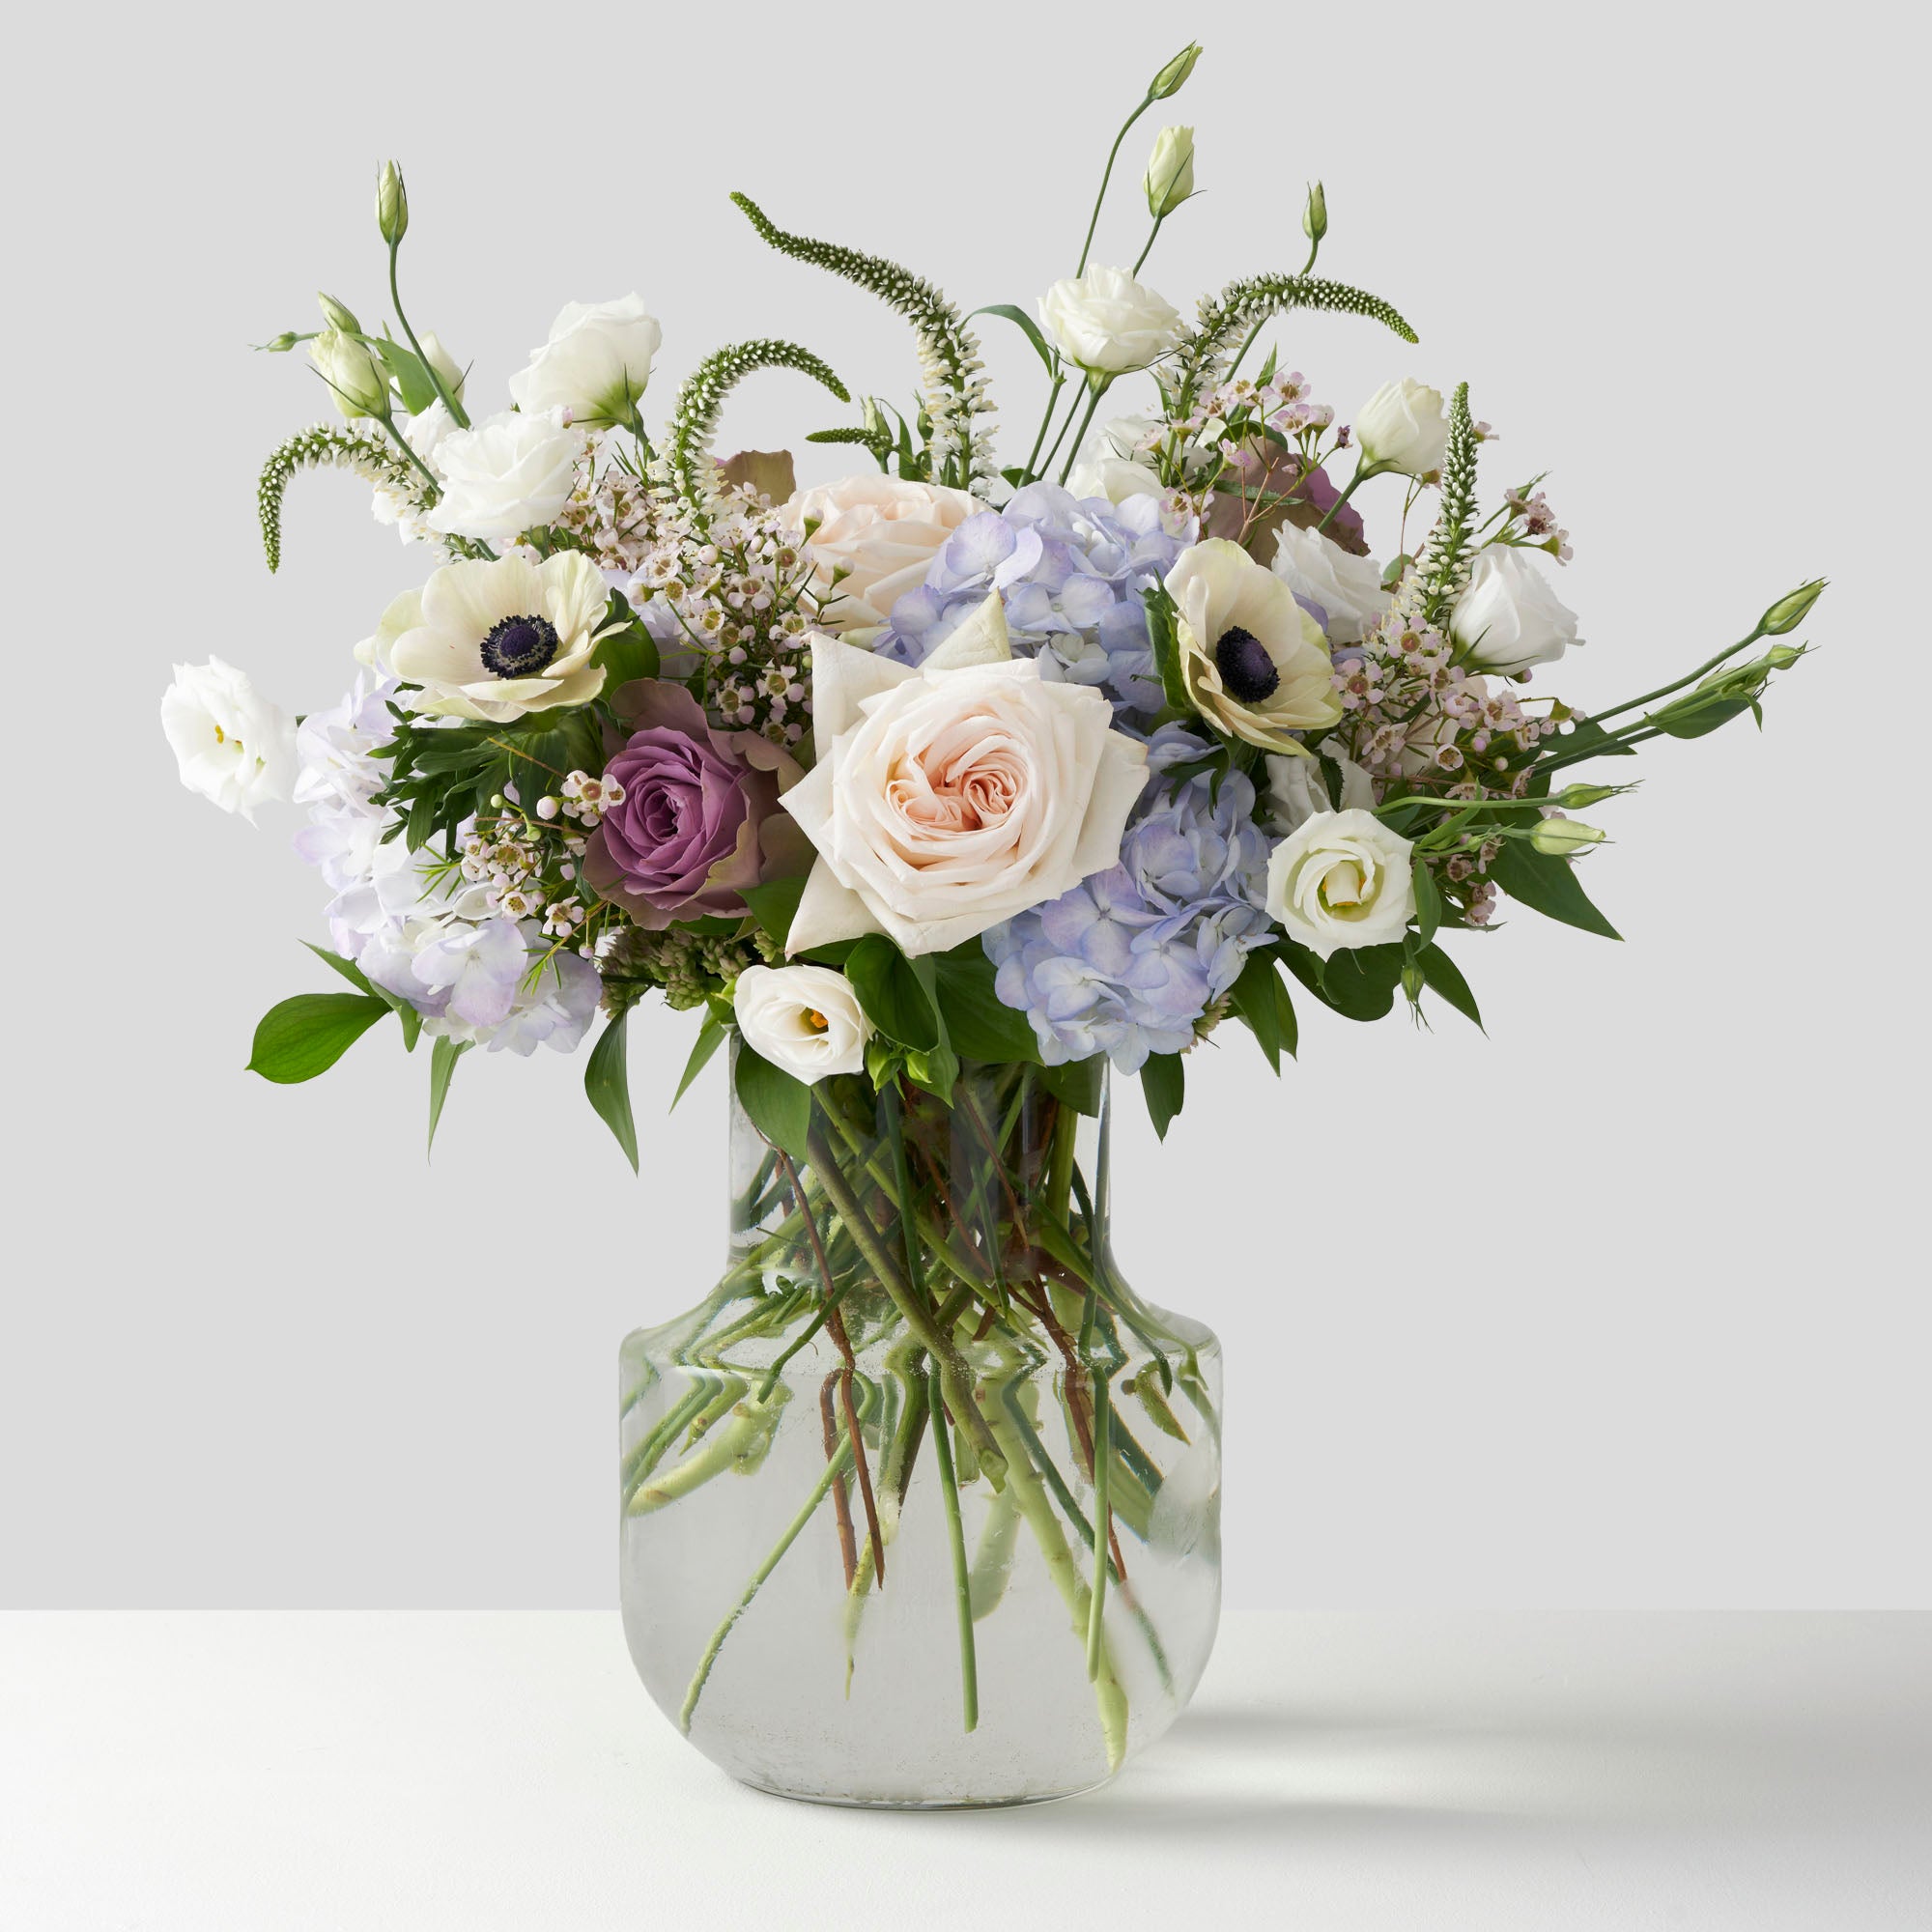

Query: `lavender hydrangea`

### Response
(983, 736, 1272, 1071)
(876, 484, 1196, 716)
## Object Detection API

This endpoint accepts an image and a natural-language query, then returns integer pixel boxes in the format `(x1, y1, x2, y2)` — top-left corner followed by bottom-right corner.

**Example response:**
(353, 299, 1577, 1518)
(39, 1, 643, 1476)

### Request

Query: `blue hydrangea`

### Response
(876, 484, 1195, 716)
(984, 746, 1273, 1071)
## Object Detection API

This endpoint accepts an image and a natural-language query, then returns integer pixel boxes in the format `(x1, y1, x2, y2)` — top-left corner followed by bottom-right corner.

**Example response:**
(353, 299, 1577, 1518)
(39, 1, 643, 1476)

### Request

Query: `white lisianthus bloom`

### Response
(1270, 523, 1391, 645)
(1354, 378, 1449, 477)
(1165, 539, 1341, 753)
(310, 329, 387, 420)
(1038, 266, 1182, 376)
(1144, 126, 1195, 216)
(1265, 809, 1416, 959)
(734, 965, 873, 1081)
(1264, 749, 1375, 835)
(160, 658, 298, 820)
(781, 594, 1148, 957)
(372, 400, 460, 538)
(781, 474, 986, 633)
(423, 408, 583, 544)
(371, 551, 615, 724)
(1066, 454, 1165, 504)
(507, 295, 662, 424)
(1450, 545, 1581, 674)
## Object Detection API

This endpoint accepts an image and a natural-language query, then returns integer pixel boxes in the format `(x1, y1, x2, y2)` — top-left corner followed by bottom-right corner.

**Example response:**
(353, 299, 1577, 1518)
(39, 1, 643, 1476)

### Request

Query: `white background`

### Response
(3, 0, 1922, 1613)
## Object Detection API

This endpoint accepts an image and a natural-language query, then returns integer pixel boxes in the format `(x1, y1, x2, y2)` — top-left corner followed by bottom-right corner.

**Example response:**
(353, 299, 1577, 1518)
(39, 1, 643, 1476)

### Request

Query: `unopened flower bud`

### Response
(1302, 180, 1328, 244)
(317, 292, 360, 334)
(1401, 962, 1426, 1004)
(1144, 126, 1195, 217)
(1148, 42, 1202, 99)
(376, 159, 409, 245)
(260, 332, 299, 354)
(1554, 783, 1621, 810)
(1530, 817, 1606, 856)
(1764, 642, 1804, 668)
(310, 330, 387, 420)
(1759, 578, 1825, 637)
(417, 329, 466, 405)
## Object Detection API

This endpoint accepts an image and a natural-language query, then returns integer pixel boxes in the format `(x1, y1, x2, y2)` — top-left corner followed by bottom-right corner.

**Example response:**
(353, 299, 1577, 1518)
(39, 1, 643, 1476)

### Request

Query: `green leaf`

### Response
(1411, 855, 1443, 947)
(302, 941, 378, 997)
(1645, 696, 1755, 740)
(369, 335, 440, 414)
(734, 1046, 813, 1161)
(592, 592, 661, 691)
(1039, 1057, 1104, 1117)
(740, 876, 808, 947)
(968, 302, 1058, 377)
(1273, 970, 1299, 1059)
(427, 1036, 469, 1154)
(1140, 1052, 1185, 1141)
(246, 992, 390, 1085)
(846, 935, 941, 1050)
(673, 1013, 726, 1109)
(395, 1002, 422, 1052)
(1143, 583, 1193, 716)
(1296, 942, 1405, 1022)
(1417, 943, 1483, 1030)
(1229, 949, 1284, 1072)
(929, 944, 1039, 1065)
(1489, 840, 1622, 941)
(584, 1012, 639, 1173)
(905, 1036, 960, 1101)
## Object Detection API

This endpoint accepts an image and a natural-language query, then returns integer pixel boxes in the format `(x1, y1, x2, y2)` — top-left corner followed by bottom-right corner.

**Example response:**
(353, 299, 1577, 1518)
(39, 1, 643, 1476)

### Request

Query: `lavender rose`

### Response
(584, 682, 810, 928)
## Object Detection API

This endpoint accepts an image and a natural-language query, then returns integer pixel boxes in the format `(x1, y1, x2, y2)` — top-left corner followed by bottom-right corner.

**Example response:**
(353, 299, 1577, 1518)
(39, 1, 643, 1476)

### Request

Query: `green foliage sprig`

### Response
(257, 423, 425, 573)
(1169, 273, 1419, 421)
(729, 192, 993, 491)
(665, 338, 850, 512)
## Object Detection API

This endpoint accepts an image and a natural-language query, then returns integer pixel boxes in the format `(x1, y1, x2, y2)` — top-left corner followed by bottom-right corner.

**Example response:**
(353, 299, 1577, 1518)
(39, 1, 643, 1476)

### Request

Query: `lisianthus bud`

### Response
(1302, 180, 1327, 244)
(1758, 578, 1826, 636)
(310, 329, 387, 420)
(261, 332, 298, 354)
(1765, 642, 1804, 668)
(377, 160, 409, 245)
(1530, 817, 1605, 855)
(1148, 42, 1202, 99)
(1554, 782, 1621, 810)
(1144, 126, 1195, 217)
(417, 330, 466, 406)
(317, 292, 360, 334)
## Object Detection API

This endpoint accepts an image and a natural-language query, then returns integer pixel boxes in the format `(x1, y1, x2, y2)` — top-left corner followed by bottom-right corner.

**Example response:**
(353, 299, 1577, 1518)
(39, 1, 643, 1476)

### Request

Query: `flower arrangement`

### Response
(165, 43, 1823, 1798)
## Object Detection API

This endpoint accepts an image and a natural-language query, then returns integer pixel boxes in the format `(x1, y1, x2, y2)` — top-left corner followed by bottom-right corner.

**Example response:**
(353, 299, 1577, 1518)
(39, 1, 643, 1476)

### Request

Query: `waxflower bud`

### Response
(377, 159, 409, 245)
(1148, 42, 1202, 99)
(317, 292, 360, 334)
(1530, 817, 1605, 856)
(1554, 782, 1621, 810)
(1144, 126, 1195, 217)
(1759, 578, 1825, 636)
(1302, 180, 1328, 244)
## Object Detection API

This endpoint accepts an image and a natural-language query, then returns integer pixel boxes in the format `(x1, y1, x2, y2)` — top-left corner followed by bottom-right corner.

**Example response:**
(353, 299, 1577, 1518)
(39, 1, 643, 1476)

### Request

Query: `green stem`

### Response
(1057, 380, 1113, 488)
(388, 240, 469, 429)
(679, 1437, 852, 1732)
(1314, 458, 1386, 536)
(1583, 628, 1769, 728)
(1076, 98, 1154, 277)
(1023, 372, 1068, 485)
(1086, 1372, 1112, 1680)
(1130, 213, 1166, 277)
(1036, 379, 1093, 485)
(927, 1363, 980, 1733)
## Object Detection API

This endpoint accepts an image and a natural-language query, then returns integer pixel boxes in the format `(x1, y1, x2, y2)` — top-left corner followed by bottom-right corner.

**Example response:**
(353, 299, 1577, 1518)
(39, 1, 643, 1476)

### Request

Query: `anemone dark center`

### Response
(480, 613, 560, 678)
(1214, 625, 1279, 703)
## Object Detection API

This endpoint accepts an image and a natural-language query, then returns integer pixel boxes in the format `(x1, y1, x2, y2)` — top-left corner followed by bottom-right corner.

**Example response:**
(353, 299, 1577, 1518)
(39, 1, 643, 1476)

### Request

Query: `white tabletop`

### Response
(5, 1610, 1927, 1930)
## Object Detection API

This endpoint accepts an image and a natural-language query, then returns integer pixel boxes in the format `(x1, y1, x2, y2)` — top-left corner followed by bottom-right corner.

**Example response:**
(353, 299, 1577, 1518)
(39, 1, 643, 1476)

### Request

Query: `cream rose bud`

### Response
(781, 594, 1149, 957)
(733, 965, 872, 1082)
(1166, 538, 1342, 753)
(781, 474, 986, 633)
(1264, 748, 1375, 834)
(1271, 522, 1391, 645)
(1265, 809, 1416, 959)
(423, 409, 583, 544)
(1451, 546, 1581, 674)
(1038, 266, 1182, 376)
(1354, 377, 1449, 477)
(310, 329, 387, 420)
(1144, 125, 1195, 217)
(1065, 453, 1164, 504)
(161, 658, 298, 821)
(507, 295, 662, 424)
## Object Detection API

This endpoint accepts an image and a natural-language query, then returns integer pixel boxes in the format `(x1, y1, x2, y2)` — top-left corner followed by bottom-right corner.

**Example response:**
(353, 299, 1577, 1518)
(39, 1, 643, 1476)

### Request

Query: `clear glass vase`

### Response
(618, 1053, 1223, 1807)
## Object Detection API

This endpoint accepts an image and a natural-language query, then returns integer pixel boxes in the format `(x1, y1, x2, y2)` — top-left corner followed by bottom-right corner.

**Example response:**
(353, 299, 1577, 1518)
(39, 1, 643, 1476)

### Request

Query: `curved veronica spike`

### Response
(664, 338, 849, 512)
(256, 424, 424, 573)
(1170, 273, 1420, 417)
(730, 192, 994, 494)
